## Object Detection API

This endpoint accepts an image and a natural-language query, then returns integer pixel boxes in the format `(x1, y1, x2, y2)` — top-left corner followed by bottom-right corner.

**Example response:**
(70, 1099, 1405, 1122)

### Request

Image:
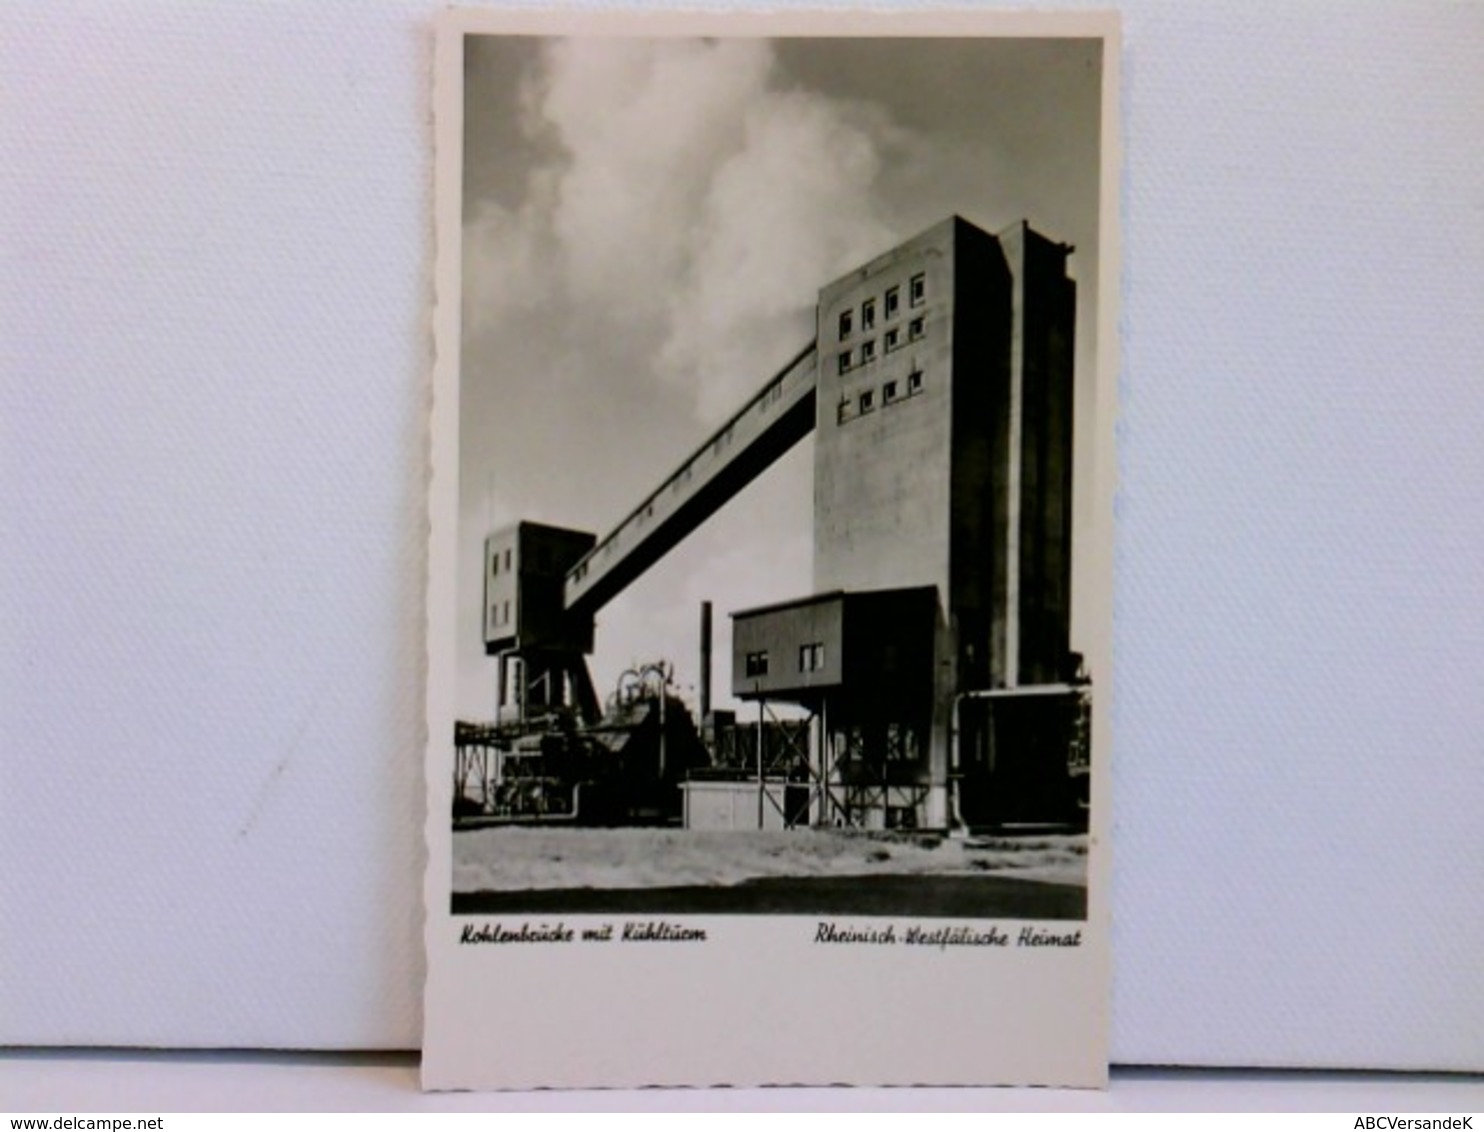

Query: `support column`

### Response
(809, 702, 825, 827)
(756, 697, 765, 831)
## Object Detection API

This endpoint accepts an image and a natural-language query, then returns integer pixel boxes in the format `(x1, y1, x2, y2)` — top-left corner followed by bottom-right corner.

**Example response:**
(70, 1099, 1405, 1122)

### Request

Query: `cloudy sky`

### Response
(456, 33, 1104, 721)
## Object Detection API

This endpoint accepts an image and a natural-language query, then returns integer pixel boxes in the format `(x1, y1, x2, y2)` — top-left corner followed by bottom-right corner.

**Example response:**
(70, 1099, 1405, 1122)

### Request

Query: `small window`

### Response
(885, 721, 916, 764)
(885, 286, 900, 317)
(861, 298, 876, 331)
(836, 396, 851, 425)
(838, 309, 853, 340)
(859, 390, 875, 413)
(861, 339, 876, 363)
(883, 380, 899, 404)
(798, 642, 825, 672)
(838, 350, 852, 375)
(910, 273, 926, 306)
(908, 316, 925, 341)
(908, 369, 923, 394)
(503, 548, 512, 571)
(491, 555, 499, 577)
(502, 600, 510, 625)
(745, 651, 770, 678)
(884, 327, 899, 352)
(490, 604, 500, 627)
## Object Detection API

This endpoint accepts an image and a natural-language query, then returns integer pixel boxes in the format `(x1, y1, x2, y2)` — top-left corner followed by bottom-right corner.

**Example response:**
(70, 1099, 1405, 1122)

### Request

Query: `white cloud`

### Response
(463, 37, 906, 416)
(457, 38, 915, 717)
(538, 39, 771, 323)
(663, 89, 901, 418)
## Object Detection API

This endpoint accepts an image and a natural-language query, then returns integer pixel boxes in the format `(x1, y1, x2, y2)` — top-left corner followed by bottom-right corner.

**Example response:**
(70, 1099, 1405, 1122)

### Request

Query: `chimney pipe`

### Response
(699, 600, 713, 720)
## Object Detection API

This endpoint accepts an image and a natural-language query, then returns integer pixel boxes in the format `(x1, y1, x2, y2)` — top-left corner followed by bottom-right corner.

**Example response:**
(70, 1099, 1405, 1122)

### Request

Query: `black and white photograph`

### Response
(424, 8, 1118, 1090)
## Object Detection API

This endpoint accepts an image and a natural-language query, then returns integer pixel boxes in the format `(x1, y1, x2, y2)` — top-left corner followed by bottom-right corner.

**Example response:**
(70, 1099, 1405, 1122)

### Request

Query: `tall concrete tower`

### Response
(809, 216, 1077, 827)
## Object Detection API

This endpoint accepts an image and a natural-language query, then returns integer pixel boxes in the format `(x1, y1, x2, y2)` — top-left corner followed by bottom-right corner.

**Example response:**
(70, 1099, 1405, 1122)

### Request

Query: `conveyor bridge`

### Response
(562, 343, 818, 617)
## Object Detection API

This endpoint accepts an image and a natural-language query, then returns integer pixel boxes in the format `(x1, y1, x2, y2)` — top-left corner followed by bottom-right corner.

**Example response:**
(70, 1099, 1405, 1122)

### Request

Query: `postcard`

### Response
(424, 8, 1119, 1089)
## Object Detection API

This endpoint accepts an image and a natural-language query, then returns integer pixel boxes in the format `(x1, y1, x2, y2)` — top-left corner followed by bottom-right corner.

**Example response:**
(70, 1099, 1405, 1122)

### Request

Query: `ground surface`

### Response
(451, 827, 1087, 917)
(452, 872, 1085, 918)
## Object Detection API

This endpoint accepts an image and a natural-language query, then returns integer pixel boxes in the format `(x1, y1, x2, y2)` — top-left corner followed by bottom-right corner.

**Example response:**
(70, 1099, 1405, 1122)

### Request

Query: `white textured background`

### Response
(2, 1, 1481, 1071)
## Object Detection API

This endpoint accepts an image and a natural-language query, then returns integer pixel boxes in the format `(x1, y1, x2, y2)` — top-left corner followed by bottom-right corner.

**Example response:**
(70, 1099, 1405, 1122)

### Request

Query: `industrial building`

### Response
(456, 215, 1090, 832)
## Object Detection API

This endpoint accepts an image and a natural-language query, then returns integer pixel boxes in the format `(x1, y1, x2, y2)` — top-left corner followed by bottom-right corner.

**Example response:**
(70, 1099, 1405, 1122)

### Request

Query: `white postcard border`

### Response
(424, 7, 1120, 1091)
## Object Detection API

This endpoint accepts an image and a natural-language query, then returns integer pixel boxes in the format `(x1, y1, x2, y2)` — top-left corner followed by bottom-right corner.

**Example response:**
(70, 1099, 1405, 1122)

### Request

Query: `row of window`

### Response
(837, 273, 926, 341)
(836, 370, 925, 424)
(492, 545, 573, 577)
(838, 316, 926, 374)
(659, 384, 782, 505)
(743, 642, 827, 679)
(488, 599, 513, 628)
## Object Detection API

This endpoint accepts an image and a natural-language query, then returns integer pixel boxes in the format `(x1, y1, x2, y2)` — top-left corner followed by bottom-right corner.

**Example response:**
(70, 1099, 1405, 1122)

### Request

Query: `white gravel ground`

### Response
(453, 827, 1086, 893)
